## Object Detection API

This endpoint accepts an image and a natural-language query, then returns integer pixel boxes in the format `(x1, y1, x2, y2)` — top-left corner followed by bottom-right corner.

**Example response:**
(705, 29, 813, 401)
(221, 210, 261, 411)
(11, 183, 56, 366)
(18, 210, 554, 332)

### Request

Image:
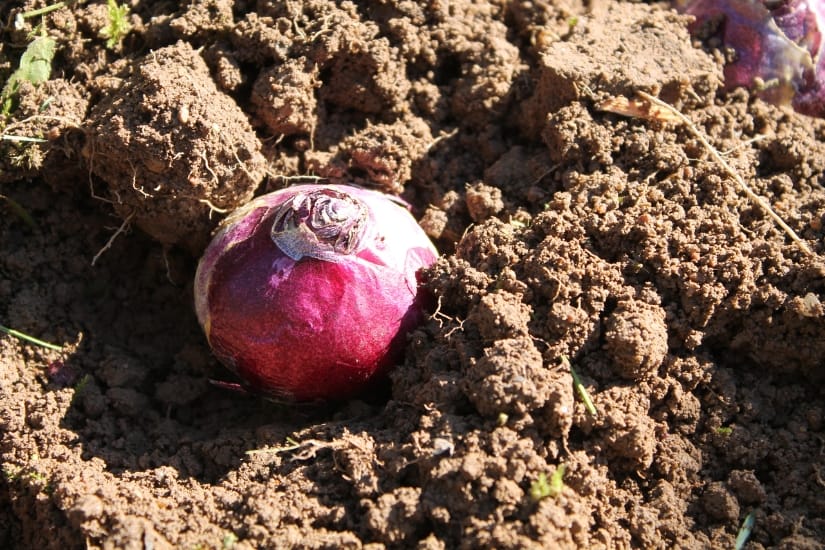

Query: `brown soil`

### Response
(2, 1, 825, 548)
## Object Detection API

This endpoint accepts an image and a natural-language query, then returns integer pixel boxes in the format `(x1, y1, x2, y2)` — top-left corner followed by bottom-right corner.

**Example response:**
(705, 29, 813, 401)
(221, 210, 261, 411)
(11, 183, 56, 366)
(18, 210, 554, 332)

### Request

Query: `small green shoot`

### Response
(73, 374, 91, 394)
(4, 464, 49, 489)
(69, 374, 91, 406)
(0, 194, 37, 229)
(101, 0, 131, 50)
(562, 355, 597, 417)
(735, 511, 755, 550)
(2, 466, 51, 492)
(715, 426, 733, 436)
(222, 533, 238, 550)
(38, 96, 55, 113)
(530, 464, 566, 502)
(27, 470, 48, 483)
(13, 2, 68, 29)
(2, 35, 56, 116)
(530, 473, 551, 502)
(0, 324, 62, 351)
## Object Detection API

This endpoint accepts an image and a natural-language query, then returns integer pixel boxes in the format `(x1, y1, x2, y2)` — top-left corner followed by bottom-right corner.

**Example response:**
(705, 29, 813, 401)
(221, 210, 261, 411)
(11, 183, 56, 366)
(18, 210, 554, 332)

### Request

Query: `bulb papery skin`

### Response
(675, 0, 825, 117)
(195, 184, 438, 402)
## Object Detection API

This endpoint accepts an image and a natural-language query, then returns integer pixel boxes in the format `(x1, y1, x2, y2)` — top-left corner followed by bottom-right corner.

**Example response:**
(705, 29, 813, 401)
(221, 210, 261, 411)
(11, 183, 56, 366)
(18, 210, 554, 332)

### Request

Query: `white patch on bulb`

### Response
(269, 255, 296, 286)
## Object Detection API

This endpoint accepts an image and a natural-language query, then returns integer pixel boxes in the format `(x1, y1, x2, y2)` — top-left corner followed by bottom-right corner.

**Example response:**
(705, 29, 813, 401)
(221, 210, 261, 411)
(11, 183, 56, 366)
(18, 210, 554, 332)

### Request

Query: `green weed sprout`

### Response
(222, 533, 238, 550)
(101, 0, 131, 50)
(529, 464, 566, 502)
(561, 355, 598, 417)
(735, 511, 755, 550)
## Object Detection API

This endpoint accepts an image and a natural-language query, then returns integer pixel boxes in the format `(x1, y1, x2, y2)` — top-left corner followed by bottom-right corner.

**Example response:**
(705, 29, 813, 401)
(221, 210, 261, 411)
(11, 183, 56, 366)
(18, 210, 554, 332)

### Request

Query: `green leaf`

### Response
(2, 36, 56, 105)
(13, 36, 55, 86)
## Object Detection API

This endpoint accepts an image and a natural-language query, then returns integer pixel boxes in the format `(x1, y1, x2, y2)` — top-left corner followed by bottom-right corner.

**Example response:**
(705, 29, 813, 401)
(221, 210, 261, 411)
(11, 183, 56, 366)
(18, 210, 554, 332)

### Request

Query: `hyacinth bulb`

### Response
(195, 184, 438, 402)
(675, 0, 825, 116)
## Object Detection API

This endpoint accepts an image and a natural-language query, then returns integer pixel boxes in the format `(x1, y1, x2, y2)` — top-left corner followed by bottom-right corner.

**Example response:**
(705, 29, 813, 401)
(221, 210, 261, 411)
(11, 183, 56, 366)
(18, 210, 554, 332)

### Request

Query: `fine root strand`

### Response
(91, 212, 134, 267)
(637, 91, 812, 256)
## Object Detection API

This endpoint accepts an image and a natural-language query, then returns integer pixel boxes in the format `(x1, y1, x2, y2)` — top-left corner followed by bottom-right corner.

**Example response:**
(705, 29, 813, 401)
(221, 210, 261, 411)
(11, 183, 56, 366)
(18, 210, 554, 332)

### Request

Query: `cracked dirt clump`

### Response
(462, 337, 550, 417)
(84, 41, 266, 252)
(251, 57, 319, 137)
(604, 298, 668, 379)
